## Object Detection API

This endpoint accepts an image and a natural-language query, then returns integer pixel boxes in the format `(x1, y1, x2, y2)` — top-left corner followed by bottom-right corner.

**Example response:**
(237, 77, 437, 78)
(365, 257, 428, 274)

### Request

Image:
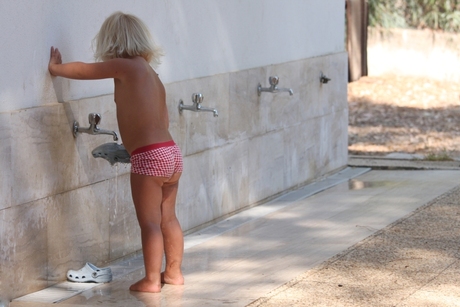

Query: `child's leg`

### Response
(160, 172, 184, 285)
(129, 173, 165, 293)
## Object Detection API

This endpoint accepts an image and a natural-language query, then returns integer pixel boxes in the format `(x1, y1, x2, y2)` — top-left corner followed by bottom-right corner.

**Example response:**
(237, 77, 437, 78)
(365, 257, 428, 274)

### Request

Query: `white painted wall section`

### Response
(0, 0, 344, 113)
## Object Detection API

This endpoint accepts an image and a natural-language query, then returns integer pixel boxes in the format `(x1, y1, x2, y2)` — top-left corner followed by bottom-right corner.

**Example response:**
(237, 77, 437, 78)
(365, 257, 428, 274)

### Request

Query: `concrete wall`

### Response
(0, 0, 347, 299)
(367, 28, 460, 81)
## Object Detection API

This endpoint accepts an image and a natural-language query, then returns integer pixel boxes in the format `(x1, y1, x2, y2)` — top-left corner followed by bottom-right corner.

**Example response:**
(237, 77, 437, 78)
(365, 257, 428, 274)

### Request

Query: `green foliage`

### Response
(368, 0, 460, 32)
(368, 0, 407, 28)
(424, 150, 454, 161)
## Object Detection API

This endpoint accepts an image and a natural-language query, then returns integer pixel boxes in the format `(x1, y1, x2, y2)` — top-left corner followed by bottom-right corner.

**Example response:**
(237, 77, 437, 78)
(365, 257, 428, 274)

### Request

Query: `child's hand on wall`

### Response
(49, 46, 62, 75)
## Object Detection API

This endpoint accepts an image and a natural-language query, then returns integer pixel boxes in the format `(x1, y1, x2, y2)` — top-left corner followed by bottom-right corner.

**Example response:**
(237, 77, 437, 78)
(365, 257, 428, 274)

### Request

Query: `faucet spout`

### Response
(178, 93, 219, 117)
(196, 103, 219, 117)
(275, 87, 294, 96)
(94, 128, 119, 141)
(257, 76, 294, 96)
(73, 113, 119, 141)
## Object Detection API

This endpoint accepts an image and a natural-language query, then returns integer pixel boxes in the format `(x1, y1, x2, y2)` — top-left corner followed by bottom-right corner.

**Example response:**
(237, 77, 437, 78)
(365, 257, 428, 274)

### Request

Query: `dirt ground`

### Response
(348, 75, 460, 159)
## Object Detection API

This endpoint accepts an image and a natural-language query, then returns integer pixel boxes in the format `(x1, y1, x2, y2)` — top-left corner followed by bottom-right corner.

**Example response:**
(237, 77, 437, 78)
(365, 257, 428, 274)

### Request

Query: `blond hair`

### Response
(93, 12, 164, 67)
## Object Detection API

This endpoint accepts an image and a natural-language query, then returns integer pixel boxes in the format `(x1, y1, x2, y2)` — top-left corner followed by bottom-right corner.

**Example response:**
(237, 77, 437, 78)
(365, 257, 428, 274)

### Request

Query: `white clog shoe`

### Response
(67, 262, 112, 283)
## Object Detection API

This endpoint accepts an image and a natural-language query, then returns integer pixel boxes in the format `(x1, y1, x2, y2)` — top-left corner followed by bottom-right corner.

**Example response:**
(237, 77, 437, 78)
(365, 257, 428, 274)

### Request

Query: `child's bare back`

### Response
(112, 56, 172, 154)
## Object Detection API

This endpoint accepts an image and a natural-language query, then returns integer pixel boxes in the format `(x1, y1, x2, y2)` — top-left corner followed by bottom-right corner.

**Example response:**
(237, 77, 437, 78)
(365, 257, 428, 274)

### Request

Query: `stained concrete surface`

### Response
(249, 184, 460, 307)
(10, 165, 460, 307)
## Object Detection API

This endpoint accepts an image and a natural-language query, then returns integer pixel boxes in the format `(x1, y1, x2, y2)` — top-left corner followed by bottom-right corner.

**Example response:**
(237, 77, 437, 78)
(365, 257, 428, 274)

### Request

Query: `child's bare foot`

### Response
(161, 271, 184, 285)
(129, 277, 162, 293)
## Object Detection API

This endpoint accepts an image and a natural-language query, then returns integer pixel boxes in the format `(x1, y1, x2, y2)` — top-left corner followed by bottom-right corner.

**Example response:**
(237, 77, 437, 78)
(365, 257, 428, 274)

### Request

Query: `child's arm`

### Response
(48, 46, 126, 80)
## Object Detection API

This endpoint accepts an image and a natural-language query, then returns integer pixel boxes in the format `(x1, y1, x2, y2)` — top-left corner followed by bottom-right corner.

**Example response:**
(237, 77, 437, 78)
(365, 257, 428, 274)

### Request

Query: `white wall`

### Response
(0, 0, 344, 113)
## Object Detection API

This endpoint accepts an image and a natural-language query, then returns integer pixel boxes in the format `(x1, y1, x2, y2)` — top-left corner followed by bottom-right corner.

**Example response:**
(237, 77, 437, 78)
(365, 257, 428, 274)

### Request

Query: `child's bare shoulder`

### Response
(103, 57, 150, 77)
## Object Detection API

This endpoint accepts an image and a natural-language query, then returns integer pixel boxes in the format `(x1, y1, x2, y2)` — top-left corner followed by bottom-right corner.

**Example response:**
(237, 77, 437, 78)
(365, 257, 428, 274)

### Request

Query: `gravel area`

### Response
(348, 75, 460, 159)
(249, 184, 460, 307)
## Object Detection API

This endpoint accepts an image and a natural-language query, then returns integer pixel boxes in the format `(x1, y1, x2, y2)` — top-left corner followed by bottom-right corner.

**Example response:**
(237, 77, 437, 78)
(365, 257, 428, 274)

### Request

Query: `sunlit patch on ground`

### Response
(348, 75, 460, 158)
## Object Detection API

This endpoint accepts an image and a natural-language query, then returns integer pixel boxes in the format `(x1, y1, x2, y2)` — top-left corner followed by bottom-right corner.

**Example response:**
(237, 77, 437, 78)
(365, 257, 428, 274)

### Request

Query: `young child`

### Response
(49, 11, 184, 293)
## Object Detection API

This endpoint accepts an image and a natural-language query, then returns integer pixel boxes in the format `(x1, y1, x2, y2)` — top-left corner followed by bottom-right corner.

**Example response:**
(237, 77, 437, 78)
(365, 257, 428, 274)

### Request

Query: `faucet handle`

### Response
(88, 113, 101, 125)
(320, 73, 331, 84)
(192, 93, 204, 104)
(269, 76, 279, 86)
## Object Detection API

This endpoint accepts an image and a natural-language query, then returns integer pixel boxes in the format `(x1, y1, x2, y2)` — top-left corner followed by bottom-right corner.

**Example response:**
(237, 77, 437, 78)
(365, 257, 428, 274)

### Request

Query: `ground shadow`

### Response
(348, 100, 460, 156)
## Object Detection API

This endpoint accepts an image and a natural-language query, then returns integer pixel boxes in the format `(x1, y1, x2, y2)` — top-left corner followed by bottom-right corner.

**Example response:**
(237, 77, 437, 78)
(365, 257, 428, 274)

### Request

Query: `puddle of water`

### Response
(348, 179, 393, 190)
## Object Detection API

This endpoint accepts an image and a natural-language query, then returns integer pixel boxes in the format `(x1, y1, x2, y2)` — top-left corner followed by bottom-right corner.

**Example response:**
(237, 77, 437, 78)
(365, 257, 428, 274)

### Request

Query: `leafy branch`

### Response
(368, 0, 460, 32)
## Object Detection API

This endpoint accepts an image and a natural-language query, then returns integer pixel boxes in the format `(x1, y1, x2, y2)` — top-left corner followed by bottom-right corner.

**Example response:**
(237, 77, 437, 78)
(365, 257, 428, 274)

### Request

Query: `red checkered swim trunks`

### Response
(130, 140, 183, 178)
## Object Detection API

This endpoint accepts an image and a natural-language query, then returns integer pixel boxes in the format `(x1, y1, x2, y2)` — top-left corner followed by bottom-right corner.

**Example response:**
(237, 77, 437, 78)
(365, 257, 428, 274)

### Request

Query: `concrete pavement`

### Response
(10, 157, 460, 307)
(249, 182, 460, 307)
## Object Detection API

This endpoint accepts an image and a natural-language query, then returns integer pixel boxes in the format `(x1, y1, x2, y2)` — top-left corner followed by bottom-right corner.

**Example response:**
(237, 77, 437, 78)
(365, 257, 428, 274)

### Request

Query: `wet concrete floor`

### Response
(11, 167, 460, 307)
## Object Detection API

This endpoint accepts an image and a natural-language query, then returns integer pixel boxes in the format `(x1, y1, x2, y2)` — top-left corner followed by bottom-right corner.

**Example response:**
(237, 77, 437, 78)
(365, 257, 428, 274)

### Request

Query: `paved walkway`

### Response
(10, 162, 460, 307)
(250, 182, 460, 307)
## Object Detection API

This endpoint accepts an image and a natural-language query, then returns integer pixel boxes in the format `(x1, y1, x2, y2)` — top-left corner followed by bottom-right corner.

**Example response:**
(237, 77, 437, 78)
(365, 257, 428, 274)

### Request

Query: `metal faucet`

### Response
(320, 72, 331, 84)
(73, 113, 119, 141)
(178, 93, 218, 117)
(258, 76, 294, 96)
